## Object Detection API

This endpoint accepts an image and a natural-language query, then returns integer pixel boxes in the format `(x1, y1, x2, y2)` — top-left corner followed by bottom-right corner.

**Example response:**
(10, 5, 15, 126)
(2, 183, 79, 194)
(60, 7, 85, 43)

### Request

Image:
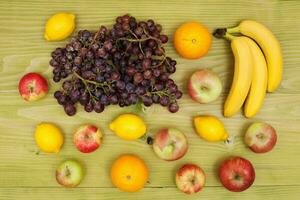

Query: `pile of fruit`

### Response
(17, 12, 282, 194)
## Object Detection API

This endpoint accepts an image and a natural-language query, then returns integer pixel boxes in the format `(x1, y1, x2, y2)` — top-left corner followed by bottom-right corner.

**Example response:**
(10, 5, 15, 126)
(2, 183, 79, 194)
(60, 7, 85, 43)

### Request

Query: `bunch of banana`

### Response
(214, 20, 282, 118)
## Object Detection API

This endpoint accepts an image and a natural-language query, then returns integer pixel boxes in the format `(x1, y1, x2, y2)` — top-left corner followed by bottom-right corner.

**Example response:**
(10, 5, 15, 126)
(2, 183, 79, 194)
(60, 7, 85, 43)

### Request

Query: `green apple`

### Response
(188, 70, 222, 103)
(56, 160, 84, 187)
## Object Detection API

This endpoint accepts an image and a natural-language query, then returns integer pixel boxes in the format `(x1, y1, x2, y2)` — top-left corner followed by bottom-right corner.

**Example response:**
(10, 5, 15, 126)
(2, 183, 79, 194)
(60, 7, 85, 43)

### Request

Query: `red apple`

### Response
(18, 72, 48, 101)
(244, 122, 277, 153)
(176, 163, 206, 194)
(152, 128, 188, 161)
(188, 70, 222, 103)
(56, 160, 84, 187)
(73, 125, 103, 153)
(219, 157, 255, 192)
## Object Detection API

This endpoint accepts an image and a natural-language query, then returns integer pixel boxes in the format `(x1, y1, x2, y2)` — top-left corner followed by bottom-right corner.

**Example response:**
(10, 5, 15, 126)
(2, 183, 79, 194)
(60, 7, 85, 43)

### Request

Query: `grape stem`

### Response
(73, 72, 112, 102)
(129, 29, 144, 55)
(73, 72, 110, 88)
(73, 72, 98, 102)
(118, 29, 167, 68)
(149, 89, 169, 97)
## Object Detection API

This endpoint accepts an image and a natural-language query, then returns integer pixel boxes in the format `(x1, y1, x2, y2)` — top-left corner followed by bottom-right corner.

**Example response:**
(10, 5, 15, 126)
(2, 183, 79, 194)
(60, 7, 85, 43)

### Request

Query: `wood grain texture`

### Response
(0, 0, 300, 199)
(1, 186, 300, 200)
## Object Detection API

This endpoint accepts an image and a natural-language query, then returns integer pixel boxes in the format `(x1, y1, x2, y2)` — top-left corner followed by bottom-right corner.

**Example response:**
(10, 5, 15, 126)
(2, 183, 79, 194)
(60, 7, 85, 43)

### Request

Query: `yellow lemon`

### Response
(194, 115, 228, 142)
(35, 122, 64, 153)
(109, 114, 147, 140)
(44, 12, 75, 41)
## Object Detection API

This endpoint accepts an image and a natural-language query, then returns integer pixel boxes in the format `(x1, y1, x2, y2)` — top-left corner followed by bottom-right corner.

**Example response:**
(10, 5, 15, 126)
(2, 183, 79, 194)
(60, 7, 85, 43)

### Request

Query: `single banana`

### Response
(224, 35, 253, 117)
(227, 20, 282, 92)
(242, 37, 268, 118)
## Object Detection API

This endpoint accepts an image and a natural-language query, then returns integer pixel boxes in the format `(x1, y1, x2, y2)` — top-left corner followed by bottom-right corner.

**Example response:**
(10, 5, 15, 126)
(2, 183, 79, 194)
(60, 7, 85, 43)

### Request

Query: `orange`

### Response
(110, 154, 149, 192)
(174, 22, 212, 59)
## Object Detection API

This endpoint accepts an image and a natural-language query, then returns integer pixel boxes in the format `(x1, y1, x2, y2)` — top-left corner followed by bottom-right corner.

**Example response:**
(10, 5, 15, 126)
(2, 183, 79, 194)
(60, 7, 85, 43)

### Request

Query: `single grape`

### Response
(125, 83, 135, 93)
(60, 71, 68, 78)
(64, 103, 76, 116)
(62, 80, 72, 91)
(168, 84, 178, 93)
(109, 95, 119, 104)
(79, 93, 90, 105)
(152, 94, 160, 103)
(50, 59, 59, 67)
(168, 102, 179, 113)
(154, 83, 164, 91)
(121, 92, 129, 99)
(136, 86, 146, 95)
(94, 102, 105, 113)
(54, 91, 63, 99)
(138, 21, 147, 28)
(159, 35, 168, 43)
(100, 95, 109, 105)
(96, 75, 105, 83)
(111, 72, 121, 81)
(166, 79, 174, 87)
(175, 90, 183, 99)
(142, 58, 151, 69)
(97, 48, 107, 58)
(70, 90, 81, 102)
(94, 89, 103, 98)
(153, 69, 161, 77)
(128, 93, 138, 104)
(147, 19, 154, 27)
(103, 41, 113, 51)
(144, 48, 153, 58)
(57, 95, 68, 105)
(126, 66, 136, 76)
(155, 24, 162, 33)
(143, 70, 152, 80)
(84, 102, 94, 112)
(141, 79, 150, 87)
(116, 80, 126, 90)
(159, 96, 170, 106)
(154, 48, 163, 56)
(160, 73, 169, 81)
(134, 73, 143, 84)
(166, 65, 176, 73)
(142, 95, 153, 107)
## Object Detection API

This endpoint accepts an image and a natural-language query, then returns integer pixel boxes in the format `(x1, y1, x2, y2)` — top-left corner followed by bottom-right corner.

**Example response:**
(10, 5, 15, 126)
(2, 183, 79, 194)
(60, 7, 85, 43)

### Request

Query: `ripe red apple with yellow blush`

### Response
(18, 72, 48, 101)
(176, 163, 206, 194)
(244, 122, 277, 153)
(219, 157, 255, 192)
(73, 125, 103, 153)
(152, 128, 188, 161)
(188, 70, 222, 104)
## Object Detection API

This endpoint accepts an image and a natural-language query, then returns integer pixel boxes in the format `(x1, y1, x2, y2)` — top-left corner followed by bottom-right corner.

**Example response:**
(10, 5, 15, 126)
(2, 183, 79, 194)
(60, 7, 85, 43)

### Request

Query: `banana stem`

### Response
(226, 26, 240, 34)
(223, 32, 236, 41)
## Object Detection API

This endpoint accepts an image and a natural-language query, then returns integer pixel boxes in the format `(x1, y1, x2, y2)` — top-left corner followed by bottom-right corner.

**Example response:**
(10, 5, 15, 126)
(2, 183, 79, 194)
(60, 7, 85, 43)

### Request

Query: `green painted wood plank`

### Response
(0, 0, 300, 199)
(0, 186, 300, 200)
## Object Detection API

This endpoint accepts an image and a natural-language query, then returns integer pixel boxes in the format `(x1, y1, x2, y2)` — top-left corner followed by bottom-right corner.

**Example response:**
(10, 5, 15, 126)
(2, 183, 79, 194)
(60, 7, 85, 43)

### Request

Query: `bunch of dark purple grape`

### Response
(50, 14, 182, 116)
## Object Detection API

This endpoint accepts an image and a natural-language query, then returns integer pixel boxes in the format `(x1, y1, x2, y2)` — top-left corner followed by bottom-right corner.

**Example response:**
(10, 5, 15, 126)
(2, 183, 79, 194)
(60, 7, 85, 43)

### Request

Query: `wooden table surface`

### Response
(0, 0, 300, 199)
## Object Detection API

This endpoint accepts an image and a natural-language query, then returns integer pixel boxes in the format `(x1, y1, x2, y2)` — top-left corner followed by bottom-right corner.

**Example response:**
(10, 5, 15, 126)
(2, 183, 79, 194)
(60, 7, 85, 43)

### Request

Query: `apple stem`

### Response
(191, 178, 195, 185)
(200, 85, 209, 91)
(65, 166, 71, 177)
(28, 82, 35, 94)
